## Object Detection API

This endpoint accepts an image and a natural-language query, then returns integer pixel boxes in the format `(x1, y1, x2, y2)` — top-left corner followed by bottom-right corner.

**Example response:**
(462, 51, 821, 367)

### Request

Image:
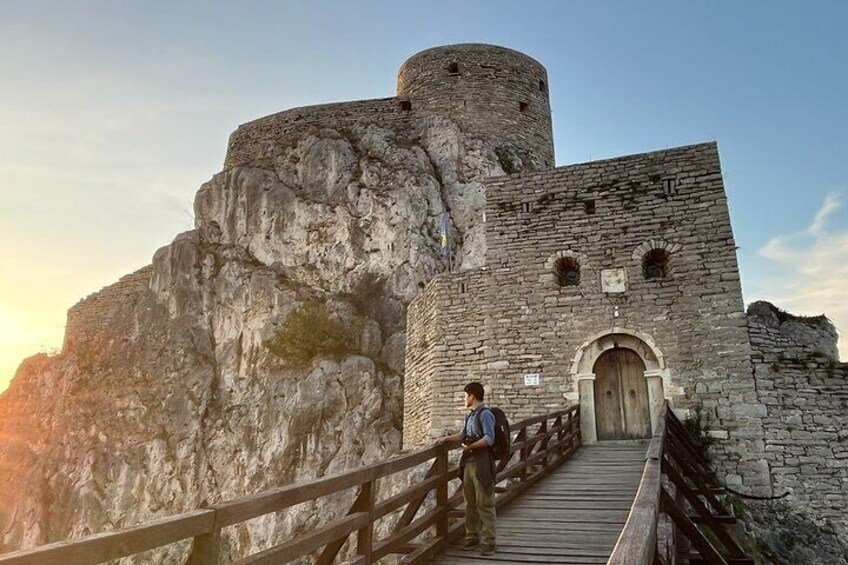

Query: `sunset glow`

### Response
(1, 1, 847, 393)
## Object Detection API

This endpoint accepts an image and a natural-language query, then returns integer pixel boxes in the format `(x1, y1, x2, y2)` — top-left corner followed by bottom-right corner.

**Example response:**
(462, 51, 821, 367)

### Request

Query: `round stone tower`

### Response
(397, 44, 555, 170)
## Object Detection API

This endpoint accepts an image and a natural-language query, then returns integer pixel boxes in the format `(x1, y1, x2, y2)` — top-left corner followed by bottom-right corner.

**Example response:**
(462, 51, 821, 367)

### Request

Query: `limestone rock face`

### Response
(194, 117, 503, 302)
(0, 112, 513, 561)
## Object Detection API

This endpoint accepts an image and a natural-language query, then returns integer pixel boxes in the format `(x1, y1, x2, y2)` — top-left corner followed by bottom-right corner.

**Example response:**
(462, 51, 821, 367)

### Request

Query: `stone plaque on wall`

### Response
(601, 268, 627, 293)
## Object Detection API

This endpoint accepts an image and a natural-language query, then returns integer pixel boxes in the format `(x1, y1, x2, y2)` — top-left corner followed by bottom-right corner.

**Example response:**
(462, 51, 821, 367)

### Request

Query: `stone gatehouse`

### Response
(401, 50, 772, 494)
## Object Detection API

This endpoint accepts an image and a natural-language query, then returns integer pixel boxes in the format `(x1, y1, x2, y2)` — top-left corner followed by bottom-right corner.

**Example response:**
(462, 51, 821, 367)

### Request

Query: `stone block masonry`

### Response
(226, 44, 554, 174)
(63, 265, 153, 351)
(404, 142, 772, 494)
(397, 44, 554, 170)
(748, 303, 848, 539)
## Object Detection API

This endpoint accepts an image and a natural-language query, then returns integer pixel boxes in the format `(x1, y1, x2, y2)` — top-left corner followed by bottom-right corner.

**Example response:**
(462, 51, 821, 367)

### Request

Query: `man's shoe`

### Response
(461, 539, 480, 551)
(480, 543, 496, 556)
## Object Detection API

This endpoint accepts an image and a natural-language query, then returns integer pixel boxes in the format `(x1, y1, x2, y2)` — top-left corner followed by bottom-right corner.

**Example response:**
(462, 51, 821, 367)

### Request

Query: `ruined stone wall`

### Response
(63, 265, 153, 350)
(397, 44, 554, 169)
(227, 44, 555, 174)
(404, 142, 771, 493)
(748, 305, 848, 537)
(223, 97, 413, 170)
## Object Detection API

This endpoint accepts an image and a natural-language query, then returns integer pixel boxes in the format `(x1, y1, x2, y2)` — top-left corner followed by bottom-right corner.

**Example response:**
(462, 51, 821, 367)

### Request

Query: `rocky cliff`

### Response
(0, 107, 528, 561)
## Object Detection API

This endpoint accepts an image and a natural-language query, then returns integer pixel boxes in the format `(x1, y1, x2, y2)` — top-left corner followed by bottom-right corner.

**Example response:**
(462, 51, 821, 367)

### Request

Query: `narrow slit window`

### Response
(539, 79, 546, 93)
(521, 201, 532, 213)
(662, 178, 678, 195)
(459, 282, 467, 294)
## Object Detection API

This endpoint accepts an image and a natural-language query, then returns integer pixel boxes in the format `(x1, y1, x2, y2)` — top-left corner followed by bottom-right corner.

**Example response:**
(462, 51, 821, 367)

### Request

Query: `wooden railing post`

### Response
(572, 410, 579, 449)
(541, 420, 550, 468)
(518, 428, 529, 482)
(356, 480, 376, 563)
(435, 448, 449, 538)
(553, 415, 564, 459)
(185, 519, 220, 565)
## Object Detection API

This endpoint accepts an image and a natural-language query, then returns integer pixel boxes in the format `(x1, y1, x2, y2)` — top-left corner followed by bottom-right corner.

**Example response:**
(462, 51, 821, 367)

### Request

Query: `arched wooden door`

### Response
(593, 348, 651, 440)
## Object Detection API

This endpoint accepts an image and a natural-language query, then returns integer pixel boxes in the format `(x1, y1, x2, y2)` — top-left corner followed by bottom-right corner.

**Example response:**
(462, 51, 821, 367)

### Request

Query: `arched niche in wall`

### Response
(542, 250, 589, 288)
(632, 239, 682, 280)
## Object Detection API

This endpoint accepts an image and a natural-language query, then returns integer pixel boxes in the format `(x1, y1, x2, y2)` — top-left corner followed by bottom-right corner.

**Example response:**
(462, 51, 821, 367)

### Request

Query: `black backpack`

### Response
(471, 407, 511, 461)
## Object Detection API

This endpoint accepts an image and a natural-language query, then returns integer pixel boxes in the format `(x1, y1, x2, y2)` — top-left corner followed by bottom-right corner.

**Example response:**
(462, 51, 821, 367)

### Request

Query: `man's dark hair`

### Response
(464, 382, 485, 401)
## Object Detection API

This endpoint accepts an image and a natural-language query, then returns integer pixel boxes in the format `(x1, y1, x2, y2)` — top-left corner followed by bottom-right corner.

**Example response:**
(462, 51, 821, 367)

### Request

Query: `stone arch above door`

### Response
(570, 328, 671, 443)
(571, 328, 665, 375)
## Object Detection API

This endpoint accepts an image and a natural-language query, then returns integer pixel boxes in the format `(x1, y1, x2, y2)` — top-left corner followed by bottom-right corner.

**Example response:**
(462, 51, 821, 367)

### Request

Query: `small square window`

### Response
(584, 200, 596, 215)
(399, 100, 412, 111)
(447, 62, 459, 75)
(519, 101, 529, 112)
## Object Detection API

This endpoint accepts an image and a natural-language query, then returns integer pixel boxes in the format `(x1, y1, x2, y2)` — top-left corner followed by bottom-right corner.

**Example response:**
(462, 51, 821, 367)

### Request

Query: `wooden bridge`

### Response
(0, 402, 752, 565)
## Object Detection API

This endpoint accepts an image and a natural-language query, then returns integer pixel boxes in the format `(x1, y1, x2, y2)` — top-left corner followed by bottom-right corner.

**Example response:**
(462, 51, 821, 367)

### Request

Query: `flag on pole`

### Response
(440, 213, 449, 257)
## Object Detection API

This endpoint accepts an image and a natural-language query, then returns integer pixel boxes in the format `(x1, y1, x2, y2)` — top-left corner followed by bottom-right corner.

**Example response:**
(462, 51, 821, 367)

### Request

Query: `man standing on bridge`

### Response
(435, 382, 497, 555)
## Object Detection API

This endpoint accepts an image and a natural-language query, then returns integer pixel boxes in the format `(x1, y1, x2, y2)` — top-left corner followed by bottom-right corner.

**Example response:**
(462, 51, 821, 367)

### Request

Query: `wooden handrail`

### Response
(0, 405, 581, 565)
(607, 401, 753, 565)
(607, 401, 668, 564)
(0, 509, 216, 565)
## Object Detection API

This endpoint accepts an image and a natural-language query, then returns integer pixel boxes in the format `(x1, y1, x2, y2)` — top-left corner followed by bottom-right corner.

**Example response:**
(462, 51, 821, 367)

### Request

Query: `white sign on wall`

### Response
(524, 373, 541, 386)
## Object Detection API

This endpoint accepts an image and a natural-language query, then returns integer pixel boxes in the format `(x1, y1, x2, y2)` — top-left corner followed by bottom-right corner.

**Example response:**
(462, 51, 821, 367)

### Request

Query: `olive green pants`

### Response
(463, 460, 496, 544)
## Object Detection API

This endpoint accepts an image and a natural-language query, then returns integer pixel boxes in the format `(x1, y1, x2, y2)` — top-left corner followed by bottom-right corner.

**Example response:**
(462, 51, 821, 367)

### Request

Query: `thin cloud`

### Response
(757, 191, 848, 358)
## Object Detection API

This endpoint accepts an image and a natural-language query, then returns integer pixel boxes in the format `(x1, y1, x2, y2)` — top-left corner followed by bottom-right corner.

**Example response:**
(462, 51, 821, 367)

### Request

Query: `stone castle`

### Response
(392, 45, 846, 541)
(399, 46, 757, 462)
(11, 44, 846, 559)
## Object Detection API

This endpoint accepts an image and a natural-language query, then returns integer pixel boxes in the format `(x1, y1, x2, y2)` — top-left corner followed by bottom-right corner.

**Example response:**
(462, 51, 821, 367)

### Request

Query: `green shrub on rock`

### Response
(266, 301, 353, 368)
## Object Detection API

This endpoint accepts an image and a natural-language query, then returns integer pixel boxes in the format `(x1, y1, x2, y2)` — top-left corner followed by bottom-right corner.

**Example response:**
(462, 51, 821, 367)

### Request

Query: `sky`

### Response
(1, 1, 846, 392)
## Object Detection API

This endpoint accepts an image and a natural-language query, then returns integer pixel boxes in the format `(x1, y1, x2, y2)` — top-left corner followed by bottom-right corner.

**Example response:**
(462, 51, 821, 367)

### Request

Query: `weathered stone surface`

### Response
(747, 301, 848, 544)
(0, 43, 555, 561)
(381, 332, 407, 375)
(748, 300, 839, 359)
(742, 499, 848, 565)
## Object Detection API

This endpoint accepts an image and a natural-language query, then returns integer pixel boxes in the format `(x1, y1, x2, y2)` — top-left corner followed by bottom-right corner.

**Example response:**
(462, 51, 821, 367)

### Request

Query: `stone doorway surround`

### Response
(570, 328, 672, 443)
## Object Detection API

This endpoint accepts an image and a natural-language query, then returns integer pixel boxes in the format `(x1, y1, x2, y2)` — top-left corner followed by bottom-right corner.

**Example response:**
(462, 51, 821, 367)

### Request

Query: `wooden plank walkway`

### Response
(432, 442, 647, 565)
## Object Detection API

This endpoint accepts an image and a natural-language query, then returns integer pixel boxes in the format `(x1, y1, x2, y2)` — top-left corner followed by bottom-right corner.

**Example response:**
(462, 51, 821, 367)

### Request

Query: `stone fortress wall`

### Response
(747, 302, 848, 535)
(225, 44, 554, 172)
(63, 265, 153, 351)
(403, 142, 772, 493)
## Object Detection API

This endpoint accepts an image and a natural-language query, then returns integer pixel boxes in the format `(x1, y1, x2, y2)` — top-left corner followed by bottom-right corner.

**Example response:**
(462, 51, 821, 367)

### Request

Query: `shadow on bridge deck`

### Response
(432, 442, 647, 564)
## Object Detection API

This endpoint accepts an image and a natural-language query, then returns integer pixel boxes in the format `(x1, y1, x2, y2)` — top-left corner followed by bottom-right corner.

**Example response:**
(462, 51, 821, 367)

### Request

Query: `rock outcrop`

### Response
(0, 61, 538, 560)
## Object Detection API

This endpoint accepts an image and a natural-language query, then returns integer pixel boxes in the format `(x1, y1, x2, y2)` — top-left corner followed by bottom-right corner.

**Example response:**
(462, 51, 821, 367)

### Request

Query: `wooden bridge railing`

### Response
(607, 401, 753, 565)
(0, 405, 580, 565)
